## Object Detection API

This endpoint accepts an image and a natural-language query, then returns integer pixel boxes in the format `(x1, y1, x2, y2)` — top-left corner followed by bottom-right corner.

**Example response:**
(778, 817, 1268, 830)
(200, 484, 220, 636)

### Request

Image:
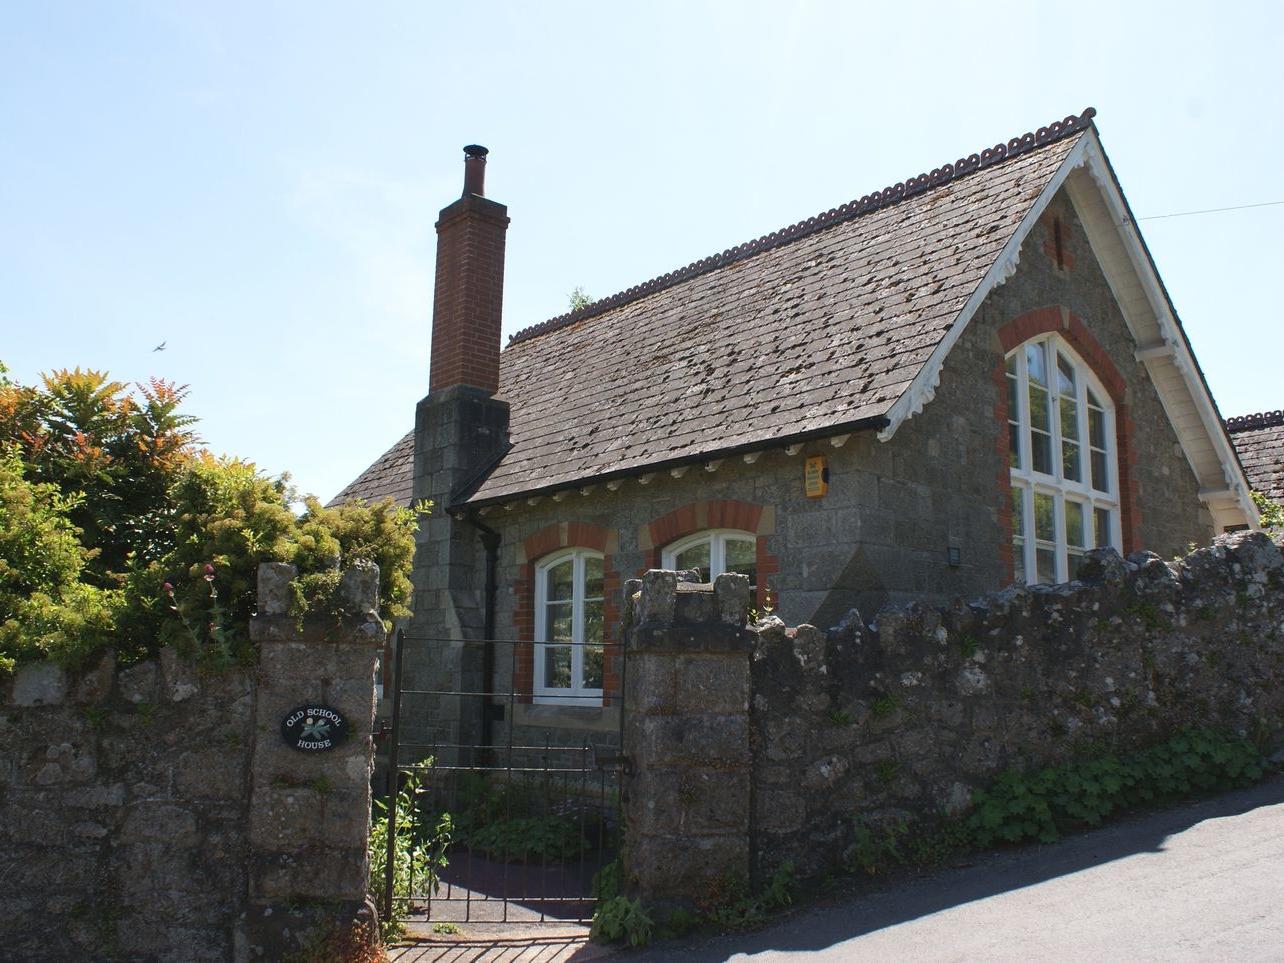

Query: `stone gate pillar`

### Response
(240, 561, 385, 960)
(621, 571, 754, 905)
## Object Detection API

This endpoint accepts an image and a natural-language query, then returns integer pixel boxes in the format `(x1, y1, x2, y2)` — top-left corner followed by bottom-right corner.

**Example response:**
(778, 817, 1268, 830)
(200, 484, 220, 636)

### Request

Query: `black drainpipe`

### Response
(466, 511, 501, 751)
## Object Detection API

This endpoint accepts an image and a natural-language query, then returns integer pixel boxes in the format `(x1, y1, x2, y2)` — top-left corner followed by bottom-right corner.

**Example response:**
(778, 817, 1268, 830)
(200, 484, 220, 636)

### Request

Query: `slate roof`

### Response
(1226, 411, 1284, 504)
(330, 430, 415, 508)
(332, 110, 1095, 509)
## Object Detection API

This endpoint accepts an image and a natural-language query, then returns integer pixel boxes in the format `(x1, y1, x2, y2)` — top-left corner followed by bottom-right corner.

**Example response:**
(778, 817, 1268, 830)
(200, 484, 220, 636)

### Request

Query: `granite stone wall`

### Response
(0, 563, 384, 962)
(621, 531, 1284, 901)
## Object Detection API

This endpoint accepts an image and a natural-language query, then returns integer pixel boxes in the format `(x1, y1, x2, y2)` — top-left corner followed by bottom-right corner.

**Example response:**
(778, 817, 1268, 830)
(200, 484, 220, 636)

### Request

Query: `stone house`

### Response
(1227, 410, 1284, 509)
(333, 109, 1255, 748)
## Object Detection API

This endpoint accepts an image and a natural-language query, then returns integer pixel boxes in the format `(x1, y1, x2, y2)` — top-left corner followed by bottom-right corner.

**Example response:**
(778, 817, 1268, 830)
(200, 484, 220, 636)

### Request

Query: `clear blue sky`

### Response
(4, 1, 1281, 501)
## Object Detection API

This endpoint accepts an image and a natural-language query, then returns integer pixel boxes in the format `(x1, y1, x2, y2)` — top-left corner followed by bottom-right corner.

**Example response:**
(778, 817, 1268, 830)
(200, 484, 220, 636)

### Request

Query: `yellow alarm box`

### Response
(804, 455, 828, 497)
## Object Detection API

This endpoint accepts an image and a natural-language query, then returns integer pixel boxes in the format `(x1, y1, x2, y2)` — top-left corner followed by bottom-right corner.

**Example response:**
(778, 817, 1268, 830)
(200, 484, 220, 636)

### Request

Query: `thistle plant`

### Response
(163, 562, 237, 666)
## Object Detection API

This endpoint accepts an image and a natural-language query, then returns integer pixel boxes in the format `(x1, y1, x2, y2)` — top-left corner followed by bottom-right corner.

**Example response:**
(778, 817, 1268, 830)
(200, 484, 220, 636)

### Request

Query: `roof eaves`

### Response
(457, 414, 890, 511)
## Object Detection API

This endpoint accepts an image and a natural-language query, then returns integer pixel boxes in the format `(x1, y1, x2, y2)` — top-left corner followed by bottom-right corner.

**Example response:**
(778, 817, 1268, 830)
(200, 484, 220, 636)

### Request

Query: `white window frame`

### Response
(661, 529, 756, 581)
(533, 548, 604, 707)
(1007, 334, 1121, 584)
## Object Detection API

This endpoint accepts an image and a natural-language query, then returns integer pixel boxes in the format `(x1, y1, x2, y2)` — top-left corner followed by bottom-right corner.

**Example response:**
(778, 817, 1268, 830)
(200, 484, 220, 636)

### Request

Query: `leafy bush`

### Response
(1253, 490, 1284, 531)
(446, 773, 605, 864)
(368, 771, 452, 941)
(0, 451, 120, 670)
(699, 863, 797, 932)
(590, 897, 654, 947)
(0, 366, 199, 581)
(846, 820, 908, 876)
(463, 815, 590, 863)
(0, 362, 419, 672)
(591, 858, 622, 900)
(966, 728, 1265, 847)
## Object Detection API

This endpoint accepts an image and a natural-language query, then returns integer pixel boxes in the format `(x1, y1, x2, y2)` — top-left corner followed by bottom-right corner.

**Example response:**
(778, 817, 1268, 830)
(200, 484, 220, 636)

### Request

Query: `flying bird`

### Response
(153, 341, 167, 352)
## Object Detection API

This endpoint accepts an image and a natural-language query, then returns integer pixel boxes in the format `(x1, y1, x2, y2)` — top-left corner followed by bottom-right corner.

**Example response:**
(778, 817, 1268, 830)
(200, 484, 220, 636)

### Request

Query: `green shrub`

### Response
(697, 862, 798, 933)
(0, 362, 419, 672)
(1253, 490, 1284, 531)
(462, 815, 590, 863)
(590, 896, 654, 947)
(591, 858, 622, 900)
(0, 450, 120, 670)
(368, 770, 452, 941)
(0, 367, 199, 582)
(967, 728, 1265, 847)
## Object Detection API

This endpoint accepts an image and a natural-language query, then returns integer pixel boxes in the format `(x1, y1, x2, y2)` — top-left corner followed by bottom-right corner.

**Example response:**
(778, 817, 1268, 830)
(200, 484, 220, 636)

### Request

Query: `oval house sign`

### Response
(281, 704, 348, 752)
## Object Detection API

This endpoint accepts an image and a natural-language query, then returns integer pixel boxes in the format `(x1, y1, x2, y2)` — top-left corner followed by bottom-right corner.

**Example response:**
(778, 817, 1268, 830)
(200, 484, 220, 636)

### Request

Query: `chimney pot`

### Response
(463, 144, 488, 196)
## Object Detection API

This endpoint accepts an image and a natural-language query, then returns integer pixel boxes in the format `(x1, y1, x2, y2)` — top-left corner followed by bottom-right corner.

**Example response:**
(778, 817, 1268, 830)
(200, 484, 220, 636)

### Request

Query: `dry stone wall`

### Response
(0, 563, 385, 962)
(621, 531, 1284, 899)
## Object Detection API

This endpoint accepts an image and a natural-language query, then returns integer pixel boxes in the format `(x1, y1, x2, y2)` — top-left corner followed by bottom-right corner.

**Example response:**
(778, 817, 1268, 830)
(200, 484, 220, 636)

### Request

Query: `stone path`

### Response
(388, 926, 607, 962)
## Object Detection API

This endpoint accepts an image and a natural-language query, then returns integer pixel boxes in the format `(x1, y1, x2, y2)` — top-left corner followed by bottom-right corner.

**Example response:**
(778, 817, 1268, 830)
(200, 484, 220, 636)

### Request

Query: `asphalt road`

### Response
(635, 775, 1284, 963)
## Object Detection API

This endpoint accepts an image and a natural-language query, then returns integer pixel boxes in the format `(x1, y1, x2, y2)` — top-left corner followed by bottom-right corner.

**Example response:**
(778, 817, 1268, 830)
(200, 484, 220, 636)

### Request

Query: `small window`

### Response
(534, 549, 604, 706)
(1006, 334, 1120, 584)
(661, 530, 756, 587)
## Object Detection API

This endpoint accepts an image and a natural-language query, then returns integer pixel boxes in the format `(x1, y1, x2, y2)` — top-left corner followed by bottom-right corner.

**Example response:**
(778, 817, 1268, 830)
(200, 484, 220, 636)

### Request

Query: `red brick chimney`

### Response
(429, 145, 510, 395)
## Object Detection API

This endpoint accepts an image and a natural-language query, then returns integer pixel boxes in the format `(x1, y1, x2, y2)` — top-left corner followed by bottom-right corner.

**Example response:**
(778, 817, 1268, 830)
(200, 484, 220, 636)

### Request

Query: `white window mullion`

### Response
(1047, 341, 1065, 484)
(570, 553, 583, 700)
(1024, 485, 1036, 584)
(1058, 490, 1068, 580)
(1017, 347, 1031, 474)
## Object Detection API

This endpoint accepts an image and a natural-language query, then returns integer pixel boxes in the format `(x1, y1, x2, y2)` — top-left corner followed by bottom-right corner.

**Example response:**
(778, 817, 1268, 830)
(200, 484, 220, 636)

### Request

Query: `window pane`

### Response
(1011, 488, 1025, 537)
(1068, 550, 1086, 580)
(1029, 385, 1051, 433)
(1036, 547, 1056, 584)
(1095, 507, 1112, 548)
(1006, 353, 1017, 376)
(1026, 342, 1048, 387)
(544, 602, 572, 642)
(1034, 492, 1055, 542)
(1031, 431, 1052, 475)
(674, 542, 711, 581)
(1063, 441, 1081, 482)
(1009, 422, 1021, 468)
(584, 555, 604, 598)
(584, 599, 603, 645)
(1088, 406, 1105, 449)
(1091, 450, 1109, 492)
(543, 646, 572, 689)
(1007, 373, 1019, 420)
(1057, 353, 1076, 397)
(547, 559, 574, 601)
(1088, 387, 1102, 409)
(1060, 397, 1080, 442)
(1013, 540, 1026, 585)
(724, 537, 757, 584)
(583, 645, 604, 690)
(1065, 500, 1086, 548)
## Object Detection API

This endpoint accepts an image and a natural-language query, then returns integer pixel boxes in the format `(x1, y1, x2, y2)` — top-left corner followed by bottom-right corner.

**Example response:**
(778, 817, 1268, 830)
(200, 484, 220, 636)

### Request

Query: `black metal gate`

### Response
(378, 632, 625, 929)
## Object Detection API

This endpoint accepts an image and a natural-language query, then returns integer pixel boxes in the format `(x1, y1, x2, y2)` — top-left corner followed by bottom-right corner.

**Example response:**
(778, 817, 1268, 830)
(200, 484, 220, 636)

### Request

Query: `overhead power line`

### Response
(1134, 199, 1284, 222)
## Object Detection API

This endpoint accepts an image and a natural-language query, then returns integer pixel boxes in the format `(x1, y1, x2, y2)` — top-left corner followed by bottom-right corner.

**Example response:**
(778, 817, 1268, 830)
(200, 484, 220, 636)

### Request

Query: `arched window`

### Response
(661, 530, 757, 586)
(1006, 334, 1120, 584)
(534, 549, 604, 705)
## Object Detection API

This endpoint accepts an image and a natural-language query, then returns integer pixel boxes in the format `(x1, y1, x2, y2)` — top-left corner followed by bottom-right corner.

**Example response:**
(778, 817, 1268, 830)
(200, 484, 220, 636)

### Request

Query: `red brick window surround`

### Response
(641, 500, 779, 609)
(994, 306, 1140, 585)
(513, 522, 620, 707)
